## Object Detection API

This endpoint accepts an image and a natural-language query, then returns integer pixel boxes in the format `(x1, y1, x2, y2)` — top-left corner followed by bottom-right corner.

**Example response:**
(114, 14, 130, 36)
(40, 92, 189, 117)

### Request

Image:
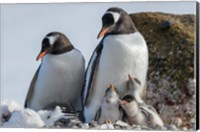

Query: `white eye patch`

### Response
(105, 11, 120, 23)
(46, 35, 59, 45)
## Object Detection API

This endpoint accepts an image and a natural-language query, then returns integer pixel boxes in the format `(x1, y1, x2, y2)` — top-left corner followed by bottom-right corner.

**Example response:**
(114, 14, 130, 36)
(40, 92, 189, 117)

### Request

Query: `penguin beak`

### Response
(128, 74, 133, 81)
(36, 50, 47, 61)
(97, 27, 109, 39)
(119, 100, 127, 106)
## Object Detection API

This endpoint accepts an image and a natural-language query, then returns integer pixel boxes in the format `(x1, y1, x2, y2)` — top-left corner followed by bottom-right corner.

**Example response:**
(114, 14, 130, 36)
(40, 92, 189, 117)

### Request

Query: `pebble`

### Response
(181, 127, 188, 130)
(99, 123, 115, 129)
(54, 118, 78, 128)
(172, 117, 182, 127)
(192, 123, 196, 130)
(161, 127, 167, 130)
(81, 123, 89, 129)
(166, 124, 178, 130)
(72, 126, 79, 129)
(115, 120, 130, 127)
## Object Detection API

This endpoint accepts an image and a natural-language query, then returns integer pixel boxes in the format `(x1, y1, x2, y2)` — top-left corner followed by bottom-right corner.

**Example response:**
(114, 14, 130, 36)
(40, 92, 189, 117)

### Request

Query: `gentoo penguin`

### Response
(120, 95, 164, 127)
(82, 7, 148, 123)
(24, 32, 85, 112)
(95, 84, 121, 124)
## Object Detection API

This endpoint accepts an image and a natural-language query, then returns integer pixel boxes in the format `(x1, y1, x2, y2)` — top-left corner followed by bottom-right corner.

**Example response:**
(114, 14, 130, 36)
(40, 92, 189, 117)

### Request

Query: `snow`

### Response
(1, 109, 44, 128)
(0, 99, 70, 128)
(38, 106, 66, 127)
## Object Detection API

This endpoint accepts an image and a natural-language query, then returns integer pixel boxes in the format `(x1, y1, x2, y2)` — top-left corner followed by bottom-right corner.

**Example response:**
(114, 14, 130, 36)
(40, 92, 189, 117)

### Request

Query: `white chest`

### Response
(95, 33, 148, 97)
(31, 50, 84, 109)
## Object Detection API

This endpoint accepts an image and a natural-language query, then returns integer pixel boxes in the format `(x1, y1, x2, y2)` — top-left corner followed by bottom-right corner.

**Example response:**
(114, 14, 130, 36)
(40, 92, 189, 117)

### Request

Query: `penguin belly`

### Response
(30, 50, 85, 111)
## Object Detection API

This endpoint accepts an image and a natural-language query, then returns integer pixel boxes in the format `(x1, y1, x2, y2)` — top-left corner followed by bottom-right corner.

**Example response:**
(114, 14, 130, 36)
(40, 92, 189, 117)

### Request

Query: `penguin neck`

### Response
(51, 45, 74, 55)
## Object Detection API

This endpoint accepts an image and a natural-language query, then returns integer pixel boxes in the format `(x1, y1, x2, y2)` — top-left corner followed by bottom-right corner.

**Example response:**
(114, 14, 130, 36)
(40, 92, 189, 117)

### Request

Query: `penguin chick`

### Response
(120, 95, 164, 128)
(126, 74, 144, 104)
(96, 84, 121, 124)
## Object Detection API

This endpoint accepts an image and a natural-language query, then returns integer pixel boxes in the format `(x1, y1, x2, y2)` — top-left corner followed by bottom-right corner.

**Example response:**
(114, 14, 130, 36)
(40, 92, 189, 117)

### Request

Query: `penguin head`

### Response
(127, 74, 141, 91)
(97, 7, 137, 39)
(119, 95, 138, 115)
(36, 32, 73, 61)
(104, 84, 119, 101)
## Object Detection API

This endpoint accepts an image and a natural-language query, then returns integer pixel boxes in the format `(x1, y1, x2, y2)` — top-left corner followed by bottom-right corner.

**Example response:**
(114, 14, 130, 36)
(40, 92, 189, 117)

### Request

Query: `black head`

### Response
(122, 95, 135, 103)
(36, 32, 74, 61)
(97, 7, 137, 39)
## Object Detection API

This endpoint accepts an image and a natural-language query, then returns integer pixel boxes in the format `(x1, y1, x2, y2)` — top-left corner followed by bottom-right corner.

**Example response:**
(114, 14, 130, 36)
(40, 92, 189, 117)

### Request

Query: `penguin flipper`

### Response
(82, 42, 103, 106)
(94, 107, 101, 122)
(24, 65, 41, 108)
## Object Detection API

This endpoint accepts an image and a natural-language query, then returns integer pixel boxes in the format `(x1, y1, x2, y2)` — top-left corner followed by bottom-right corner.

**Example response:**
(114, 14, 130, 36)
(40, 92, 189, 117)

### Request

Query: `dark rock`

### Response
(89, 121, 98, 128)
(54, 118, 82, 128)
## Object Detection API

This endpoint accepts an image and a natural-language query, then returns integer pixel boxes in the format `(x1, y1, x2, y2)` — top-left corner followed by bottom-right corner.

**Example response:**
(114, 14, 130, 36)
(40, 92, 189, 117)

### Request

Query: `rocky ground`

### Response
(1, 12, 196, 130)
(130, 12, 196, 130)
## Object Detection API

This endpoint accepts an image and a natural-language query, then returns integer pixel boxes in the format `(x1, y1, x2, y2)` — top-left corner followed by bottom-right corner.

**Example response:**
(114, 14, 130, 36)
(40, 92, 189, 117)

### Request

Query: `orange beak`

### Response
(119, 100, 127, 105)
(128, 74, 133, 81)
(36, 50, 47, 61)
(108, 84, 113, 89)
(97, 27, 109, 39)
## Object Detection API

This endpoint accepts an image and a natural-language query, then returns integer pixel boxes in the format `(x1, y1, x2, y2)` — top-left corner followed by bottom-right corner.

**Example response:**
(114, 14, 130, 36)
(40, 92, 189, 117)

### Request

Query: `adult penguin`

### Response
(25, 32, 85, 113)
(82, 7, 148, 123)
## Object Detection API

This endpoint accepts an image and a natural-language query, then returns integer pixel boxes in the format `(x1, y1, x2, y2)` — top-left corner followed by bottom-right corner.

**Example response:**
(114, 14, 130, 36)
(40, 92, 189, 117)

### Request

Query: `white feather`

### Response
(46, 35, 59, 45)
(140, 106, 164, 127)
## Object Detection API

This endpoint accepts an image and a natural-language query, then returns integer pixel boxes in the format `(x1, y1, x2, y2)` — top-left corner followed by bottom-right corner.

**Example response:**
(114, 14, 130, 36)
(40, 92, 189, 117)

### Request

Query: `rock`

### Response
(72, 126, 79, 129)
(81, 123, 89, 129)
(181, 127, 188, 130)
(166, 124, 178, 130)
(99, 123, 114, 129)
(89, 121, 99, 128)
(192, 122, 196, 130)
(54, 118, 72, 127)
(161, 127, 167, 130)
(172, 117, 182, 127)
(115, 120, 130, 127)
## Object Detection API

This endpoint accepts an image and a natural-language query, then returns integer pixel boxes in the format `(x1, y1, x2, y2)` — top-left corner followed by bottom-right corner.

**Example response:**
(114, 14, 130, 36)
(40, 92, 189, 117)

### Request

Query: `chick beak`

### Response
(128, 74, 133, 81)
(119, 100, 127, 106)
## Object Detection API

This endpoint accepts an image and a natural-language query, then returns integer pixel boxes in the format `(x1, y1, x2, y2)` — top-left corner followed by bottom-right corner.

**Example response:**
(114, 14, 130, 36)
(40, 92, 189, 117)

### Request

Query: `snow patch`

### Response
(0, 99, 69, 128)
